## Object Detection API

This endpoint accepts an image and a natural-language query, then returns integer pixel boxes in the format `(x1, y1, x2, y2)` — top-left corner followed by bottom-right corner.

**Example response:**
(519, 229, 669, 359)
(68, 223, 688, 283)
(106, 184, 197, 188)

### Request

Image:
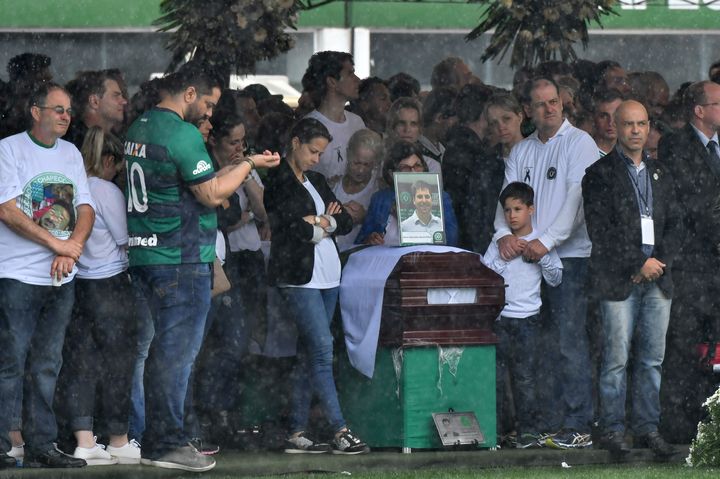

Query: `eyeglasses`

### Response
(397, 163, 425, 172)
(34, 105, 74, 116)
(701, 102, 720, 108)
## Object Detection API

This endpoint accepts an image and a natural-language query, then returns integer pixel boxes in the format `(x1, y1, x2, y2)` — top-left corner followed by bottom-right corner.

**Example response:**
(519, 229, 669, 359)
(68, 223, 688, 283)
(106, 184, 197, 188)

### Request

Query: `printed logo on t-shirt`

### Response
(547, 166, 557, 180)
(193, 160, 212, 175)
(523, 167, 532, 183)
(20, 172, 77, 239)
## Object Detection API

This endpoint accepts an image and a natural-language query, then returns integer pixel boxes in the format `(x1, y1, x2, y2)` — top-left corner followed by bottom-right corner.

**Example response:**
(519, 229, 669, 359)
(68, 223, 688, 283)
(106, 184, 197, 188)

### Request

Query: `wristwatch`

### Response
(314, 215, 321, 225)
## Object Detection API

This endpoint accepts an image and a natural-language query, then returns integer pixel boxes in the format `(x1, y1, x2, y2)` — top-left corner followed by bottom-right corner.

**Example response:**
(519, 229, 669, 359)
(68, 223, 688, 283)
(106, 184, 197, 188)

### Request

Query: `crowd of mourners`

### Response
(0, 49, 719, 472)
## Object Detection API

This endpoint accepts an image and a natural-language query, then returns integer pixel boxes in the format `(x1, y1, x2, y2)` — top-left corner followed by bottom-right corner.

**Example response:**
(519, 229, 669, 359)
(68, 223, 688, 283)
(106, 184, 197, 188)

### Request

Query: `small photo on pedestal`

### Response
(393, 171, 446, 246)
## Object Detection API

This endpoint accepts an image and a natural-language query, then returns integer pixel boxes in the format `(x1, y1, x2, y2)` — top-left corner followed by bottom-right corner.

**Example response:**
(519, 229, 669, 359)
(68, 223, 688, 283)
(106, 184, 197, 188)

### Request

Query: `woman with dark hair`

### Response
(193, 109, 270, 436)
(264, 117, 369, 455)
(59, 126, 139, 465)
(355, 140, 458, 246)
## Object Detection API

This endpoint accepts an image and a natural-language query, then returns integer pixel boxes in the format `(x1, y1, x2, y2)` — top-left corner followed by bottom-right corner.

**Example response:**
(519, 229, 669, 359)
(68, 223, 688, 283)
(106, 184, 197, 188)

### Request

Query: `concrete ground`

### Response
(0, 445, 689, 479)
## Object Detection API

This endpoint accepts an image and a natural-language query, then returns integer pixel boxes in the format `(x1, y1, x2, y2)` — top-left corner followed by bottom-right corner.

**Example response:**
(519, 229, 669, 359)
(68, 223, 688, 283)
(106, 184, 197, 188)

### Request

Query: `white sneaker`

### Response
(106, 439, 141, 465)
(7, 444, 23, 458)
(6, 444, 23, 466)
(73, 441, 118, 466)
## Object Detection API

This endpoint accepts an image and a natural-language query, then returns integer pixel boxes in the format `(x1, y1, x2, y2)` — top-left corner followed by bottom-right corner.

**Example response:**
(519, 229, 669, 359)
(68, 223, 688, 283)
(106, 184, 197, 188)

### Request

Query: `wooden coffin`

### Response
(379, 252, 504, 347)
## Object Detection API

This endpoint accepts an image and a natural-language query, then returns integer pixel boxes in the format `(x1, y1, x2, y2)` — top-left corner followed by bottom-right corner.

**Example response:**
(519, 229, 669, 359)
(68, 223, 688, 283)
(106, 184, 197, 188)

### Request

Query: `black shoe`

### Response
(24, 446, 87, 468)
(0, 452, 16, 469)
(598, 432, 631, 454)
(332, 429, 370, 455)
(635, 431, 677, 458)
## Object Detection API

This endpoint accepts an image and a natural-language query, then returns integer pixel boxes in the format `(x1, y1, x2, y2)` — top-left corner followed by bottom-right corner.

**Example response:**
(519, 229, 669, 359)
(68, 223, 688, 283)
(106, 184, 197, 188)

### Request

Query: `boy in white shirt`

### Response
(484, 182, 562, 449)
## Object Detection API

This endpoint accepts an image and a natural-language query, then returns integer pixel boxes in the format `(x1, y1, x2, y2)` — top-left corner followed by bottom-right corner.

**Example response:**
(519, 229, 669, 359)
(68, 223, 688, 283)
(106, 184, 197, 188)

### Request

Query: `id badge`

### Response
(641, 216, 655, 245)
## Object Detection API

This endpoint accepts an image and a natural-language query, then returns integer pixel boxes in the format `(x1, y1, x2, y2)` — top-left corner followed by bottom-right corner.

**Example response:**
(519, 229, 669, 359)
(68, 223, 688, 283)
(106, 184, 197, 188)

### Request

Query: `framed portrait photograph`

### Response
(393, 171, 446, 246)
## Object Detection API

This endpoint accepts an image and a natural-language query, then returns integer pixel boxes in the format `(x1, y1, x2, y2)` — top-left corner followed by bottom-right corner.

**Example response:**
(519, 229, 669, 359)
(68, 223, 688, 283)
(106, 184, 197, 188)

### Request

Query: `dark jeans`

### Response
(495, 315, 541, 436)
(0, 278, 75, 454)
(226, 249, 267, 336)
(193, 249, 266, 419)
(130, 263, 212, 457)
(59, 273, 137, 435)
(538, 257, 593, 433)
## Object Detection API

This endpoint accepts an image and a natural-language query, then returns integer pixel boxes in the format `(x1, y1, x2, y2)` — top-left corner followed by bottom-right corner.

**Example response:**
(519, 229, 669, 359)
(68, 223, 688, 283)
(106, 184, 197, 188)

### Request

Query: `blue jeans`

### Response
(128, 284, 154, 442)
(279, 287, 346, 434)
(599, 282, 671, 436)
(495, 315, 541, 435)
(130, 263, 211, 457)
(540, 257, 593, 432)
(0, 278, 75, 454)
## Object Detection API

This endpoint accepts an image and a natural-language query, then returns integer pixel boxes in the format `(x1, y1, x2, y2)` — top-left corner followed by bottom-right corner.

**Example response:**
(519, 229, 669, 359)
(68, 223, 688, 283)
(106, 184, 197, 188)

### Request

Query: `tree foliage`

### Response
(465, 0, 619, 68)
(154, 0, 621, 75)
(154, 0, 301, 76)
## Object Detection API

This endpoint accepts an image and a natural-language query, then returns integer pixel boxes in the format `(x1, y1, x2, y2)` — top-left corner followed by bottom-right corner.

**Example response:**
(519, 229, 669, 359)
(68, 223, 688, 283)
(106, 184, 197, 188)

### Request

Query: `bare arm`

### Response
(244, 177, 268, 223)
(0, 198, 84, 260)
(190, 152, 280, 208)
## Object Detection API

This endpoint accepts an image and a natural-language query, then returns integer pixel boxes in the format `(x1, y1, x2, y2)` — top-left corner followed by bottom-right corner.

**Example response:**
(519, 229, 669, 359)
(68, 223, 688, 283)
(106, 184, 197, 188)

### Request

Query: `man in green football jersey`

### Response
(124, 61, 279, 473)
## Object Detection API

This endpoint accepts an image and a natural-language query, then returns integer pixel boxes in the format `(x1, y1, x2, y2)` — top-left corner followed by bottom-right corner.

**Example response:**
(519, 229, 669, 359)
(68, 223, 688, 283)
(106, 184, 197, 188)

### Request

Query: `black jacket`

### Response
(658, 123, 720, 273)
(442, 124, 504, 253)
(582, 147, 683, 301)
(264, 160, 352, 286)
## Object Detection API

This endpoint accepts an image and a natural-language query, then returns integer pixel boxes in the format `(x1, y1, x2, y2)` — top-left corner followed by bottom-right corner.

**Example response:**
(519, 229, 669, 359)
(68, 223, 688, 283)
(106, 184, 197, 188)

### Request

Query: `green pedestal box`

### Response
(338, 344, 496, 450)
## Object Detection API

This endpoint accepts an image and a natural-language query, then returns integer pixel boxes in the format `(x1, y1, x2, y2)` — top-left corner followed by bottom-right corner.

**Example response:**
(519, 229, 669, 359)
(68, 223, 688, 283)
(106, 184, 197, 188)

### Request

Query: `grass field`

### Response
(244, 465, 717, 479)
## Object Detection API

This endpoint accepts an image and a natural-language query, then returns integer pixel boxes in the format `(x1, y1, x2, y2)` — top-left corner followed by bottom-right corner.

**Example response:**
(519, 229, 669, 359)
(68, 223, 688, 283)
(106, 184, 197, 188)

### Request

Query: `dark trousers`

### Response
(58, 273, 137, 436)
(495, 315, 541, 436)
(660, 269, 719, 443)
(194, 249, 267, 420)
(538, 258, 593, 433)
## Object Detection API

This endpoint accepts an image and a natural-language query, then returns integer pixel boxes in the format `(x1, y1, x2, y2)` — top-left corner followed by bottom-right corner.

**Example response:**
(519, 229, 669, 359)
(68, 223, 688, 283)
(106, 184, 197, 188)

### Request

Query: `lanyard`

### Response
(626, 167, 650, 216)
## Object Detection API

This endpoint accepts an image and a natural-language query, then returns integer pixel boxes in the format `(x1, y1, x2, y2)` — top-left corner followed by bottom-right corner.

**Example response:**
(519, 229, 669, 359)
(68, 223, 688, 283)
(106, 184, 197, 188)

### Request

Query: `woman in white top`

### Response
(58, 127, 139, 465)
(264, 118, 369, 455)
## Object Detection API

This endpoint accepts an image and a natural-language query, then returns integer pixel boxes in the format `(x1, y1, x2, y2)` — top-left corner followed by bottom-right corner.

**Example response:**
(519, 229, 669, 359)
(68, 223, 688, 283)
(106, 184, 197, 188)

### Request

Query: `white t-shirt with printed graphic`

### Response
(305, 109, 366, 186)
(0, 132, 94, 285)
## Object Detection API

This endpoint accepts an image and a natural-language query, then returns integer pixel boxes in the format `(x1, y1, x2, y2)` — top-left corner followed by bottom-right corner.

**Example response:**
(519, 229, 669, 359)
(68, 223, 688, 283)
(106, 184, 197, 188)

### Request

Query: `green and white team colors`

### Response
(124, 107, 217, 267)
